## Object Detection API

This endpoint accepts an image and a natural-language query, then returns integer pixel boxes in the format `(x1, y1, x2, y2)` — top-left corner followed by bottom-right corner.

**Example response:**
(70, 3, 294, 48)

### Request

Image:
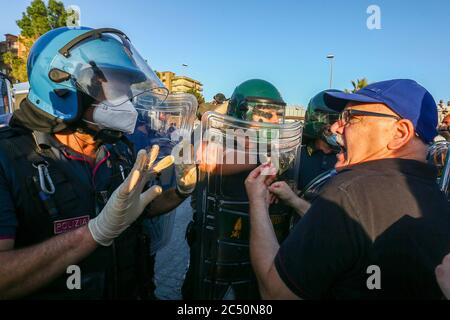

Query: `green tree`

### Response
(345, 78, 369, 93)
(47, 0, 67, 29)
(2, 0, 68, 82)
(2, 52, 28, 82)
(187, 88, 205, 106)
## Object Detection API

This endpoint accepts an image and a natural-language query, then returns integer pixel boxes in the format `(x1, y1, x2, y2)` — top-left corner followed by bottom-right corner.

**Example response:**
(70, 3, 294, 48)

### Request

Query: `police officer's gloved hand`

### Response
(88, 147, 173, 246)
(175, 164, 197, 196)
(174, 142, 197, 197)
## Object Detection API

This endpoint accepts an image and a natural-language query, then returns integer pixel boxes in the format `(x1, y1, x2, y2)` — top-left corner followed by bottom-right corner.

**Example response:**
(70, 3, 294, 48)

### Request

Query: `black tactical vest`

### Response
(183, 168, 292, 300)
(0, 127, 151, 299)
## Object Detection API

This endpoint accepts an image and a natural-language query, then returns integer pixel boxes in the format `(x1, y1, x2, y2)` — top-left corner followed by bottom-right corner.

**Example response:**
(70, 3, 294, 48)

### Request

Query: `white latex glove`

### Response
(175, 164, 197, 196)
(89, 147, 173, 246)
(174, 142, 197, 196)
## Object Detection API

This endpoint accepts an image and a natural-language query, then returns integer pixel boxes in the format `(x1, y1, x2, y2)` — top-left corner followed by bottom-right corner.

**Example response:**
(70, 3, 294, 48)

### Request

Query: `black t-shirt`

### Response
(275, 158, 450, 299)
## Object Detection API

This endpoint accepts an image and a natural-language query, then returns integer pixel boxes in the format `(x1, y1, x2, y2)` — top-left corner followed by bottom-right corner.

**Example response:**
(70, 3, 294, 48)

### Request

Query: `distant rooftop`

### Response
(160, 71, 203, 86)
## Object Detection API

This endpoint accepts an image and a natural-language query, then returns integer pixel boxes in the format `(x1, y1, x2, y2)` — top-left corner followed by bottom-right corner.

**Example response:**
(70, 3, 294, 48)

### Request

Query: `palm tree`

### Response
(345, 78, 369, 93)
(187, 88, 205, 106)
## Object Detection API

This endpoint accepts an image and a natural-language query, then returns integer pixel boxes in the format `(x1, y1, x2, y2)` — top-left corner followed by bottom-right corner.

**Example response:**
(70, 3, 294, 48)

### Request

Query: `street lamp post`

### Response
(326, 54, 334, 88)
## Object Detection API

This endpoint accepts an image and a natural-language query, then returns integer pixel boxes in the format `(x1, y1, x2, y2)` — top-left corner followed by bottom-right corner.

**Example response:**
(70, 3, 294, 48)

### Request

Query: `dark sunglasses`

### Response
(253, 108, 279, 119)
(339, 109, 402, 124)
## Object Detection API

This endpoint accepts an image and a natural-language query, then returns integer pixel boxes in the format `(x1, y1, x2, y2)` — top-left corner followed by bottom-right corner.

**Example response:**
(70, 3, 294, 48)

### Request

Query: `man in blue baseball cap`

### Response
(245, 79, 450, 299)
(324, 79, 438, 169)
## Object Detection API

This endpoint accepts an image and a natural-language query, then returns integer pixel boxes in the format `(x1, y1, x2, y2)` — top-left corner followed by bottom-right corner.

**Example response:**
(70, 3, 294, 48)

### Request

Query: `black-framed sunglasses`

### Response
(253, 108, 274, 119)
(338, 109, 402, 124)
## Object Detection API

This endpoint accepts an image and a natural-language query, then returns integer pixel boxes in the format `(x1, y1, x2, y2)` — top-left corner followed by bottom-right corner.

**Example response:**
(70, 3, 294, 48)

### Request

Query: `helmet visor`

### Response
(246, 101, 285, 124)
(307, 110, 339, 126)
(51, 30, 168, 107)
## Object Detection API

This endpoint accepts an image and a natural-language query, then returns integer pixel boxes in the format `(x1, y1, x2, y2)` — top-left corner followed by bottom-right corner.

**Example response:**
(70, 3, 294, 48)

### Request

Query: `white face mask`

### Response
(92, 99, 138, 134)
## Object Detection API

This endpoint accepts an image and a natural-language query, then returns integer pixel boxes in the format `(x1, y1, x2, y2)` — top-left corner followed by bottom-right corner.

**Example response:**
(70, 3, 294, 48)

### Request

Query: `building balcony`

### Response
(172, 79, 194, 87)
(172, 85, 194, 93)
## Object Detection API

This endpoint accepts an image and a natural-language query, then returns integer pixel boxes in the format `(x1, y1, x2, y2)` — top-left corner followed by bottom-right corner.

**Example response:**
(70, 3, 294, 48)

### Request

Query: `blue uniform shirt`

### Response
(297, 143, 337, 192)
(0, 131, 131, 240)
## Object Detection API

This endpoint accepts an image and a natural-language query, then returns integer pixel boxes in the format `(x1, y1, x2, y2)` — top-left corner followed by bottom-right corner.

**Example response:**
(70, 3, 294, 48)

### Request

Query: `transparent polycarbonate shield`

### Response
(129, 92, 197, 158)
(428, 141, 450, 196)
(129, 92, 197, 255)
(138, 92, 198, 138)
(186, 111, 302, 299)
(199, 111, 302, 178)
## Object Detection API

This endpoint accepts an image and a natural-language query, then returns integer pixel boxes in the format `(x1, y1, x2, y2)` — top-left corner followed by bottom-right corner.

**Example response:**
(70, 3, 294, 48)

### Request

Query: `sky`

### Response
(1, 0, 449, 106)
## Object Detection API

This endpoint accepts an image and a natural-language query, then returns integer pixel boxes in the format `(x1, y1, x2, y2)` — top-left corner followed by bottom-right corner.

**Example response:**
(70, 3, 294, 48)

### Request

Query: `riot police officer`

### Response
(0, 27, 194, 299)
(183, 79, 302, 300)
(268, 90, 343, 217)
(0, 72, 11, 115)
(297, 90, 342, 191)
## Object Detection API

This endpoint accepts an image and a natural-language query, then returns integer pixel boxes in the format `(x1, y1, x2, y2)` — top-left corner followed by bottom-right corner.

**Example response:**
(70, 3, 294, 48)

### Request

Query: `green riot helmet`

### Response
(304, 89, 342, 147)
(227, 79, 286, 123)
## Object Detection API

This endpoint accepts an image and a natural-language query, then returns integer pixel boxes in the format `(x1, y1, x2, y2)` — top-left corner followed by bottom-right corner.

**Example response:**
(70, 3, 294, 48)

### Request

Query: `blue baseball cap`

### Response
(324, 79, 438, 144)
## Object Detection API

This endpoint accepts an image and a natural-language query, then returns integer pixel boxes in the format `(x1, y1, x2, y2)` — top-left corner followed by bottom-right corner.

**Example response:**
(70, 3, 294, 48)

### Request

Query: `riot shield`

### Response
(129, 92, 198, 254)
(184, 111, 302, 300)
(428, 141, 450, 198)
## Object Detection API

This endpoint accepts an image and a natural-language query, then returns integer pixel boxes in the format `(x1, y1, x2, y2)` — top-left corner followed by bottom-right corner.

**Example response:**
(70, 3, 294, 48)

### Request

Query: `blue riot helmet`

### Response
(26, 27, 168, 133)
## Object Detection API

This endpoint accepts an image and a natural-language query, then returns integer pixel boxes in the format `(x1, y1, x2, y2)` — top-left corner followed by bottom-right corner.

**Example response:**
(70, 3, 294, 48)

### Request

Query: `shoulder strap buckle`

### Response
(32, 160, 56, 195)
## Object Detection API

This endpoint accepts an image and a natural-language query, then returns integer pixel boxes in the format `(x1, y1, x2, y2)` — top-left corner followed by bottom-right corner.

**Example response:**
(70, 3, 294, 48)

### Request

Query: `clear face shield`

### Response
(50, 28, 169, 133)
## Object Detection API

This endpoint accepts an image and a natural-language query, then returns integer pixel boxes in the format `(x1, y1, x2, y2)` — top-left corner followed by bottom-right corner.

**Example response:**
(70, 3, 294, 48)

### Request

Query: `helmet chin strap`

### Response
(73, 119, 136, 159)
(94, 129, 123, 144)
(74, 119, 124, 144)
